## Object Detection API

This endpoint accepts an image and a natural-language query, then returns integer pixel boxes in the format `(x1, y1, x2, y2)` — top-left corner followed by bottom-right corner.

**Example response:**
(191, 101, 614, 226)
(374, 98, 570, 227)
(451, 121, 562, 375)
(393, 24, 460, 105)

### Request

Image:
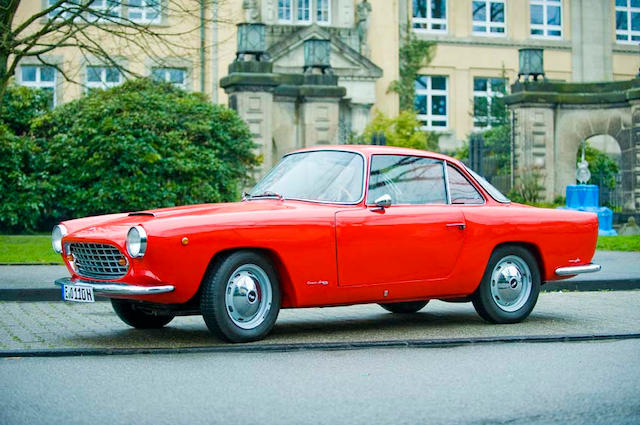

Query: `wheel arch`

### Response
(491, 241, 545, 281)
(199, 247, 297, 308)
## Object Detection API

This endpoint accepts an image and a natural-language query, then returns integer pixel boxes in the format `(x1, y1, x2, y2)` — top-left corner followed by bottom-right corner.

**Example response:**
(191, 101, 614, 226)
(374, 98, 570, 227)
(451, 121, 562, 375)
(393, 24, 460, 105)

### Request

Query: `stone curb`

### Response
(2, 332, 639, 358)
(1, 279, 639, 302)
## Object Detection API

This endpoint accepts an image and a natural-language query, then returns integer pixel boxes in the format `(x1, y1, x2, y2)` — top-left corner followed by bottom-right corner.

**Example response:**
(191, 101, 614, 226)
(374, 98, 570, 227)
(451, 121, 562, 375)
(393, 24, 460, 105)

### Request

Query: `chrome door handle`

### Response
(446, 223, 466, 229)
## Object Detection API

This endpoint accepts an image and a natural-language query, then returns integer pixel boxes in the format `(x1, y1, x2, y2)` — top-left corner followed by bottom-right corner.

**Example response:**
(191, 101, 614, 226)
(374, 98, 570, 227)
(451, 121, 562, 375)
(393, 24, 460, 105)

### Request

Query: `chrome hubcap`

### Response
(490, 255, 532, 312)
(225, 264, 272, 330)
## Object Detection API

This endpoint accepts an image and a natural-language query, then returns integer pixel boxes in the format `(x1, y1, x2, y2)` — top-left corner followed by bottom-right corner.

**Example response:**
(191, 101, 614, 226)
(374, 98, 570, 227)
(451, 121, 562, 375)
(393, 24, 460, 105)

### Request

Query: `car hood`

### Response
(63, 200, 321, 238)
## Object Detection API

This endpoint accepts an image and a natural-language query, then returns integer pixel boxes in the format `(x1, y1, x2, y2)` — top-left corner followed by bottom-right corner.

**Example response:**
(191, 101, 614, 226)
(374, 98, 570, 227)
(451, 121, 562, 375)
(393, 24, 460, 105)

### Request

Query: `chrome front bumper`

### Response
(555, 263, 602, 276)
(55, 277, 175, 296)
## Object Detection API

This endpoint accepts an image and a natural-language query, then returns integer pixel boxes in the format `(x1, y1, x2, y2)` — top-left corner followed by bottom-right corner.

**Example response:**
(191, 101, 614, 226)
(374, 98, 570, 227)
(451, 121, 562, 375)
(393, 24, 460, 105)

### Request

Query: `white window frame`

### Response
(278, 0, 293, 23)
(615, 0, 640, 44)
(472, 0, 506, 36)
(473, 77, 506, 129)
(19, 65, 57, 107)
(85, 65, 123, 91)
(412, 0, 447, 34)
(415, 75, 448, 131)
(296, 0, 311, 23)
(529, 0, 562, 39)
(151, 67, 187, 90)
(278, 0, 330, 25)
(128, 0, 162, 24)
(47, 0, 121, 22)
(316, 0, 330, 25)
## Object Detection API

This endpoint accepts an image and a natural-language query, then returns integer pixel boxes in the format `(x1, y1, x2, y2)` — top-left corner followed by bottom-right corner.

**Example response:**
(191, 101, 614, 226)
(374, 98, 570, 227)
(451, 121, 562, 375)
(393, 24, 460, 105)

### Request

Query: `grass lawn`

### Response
(596, 235, 640, 252)
(0, 232, 638, 264)
(0, 234, 63, 264)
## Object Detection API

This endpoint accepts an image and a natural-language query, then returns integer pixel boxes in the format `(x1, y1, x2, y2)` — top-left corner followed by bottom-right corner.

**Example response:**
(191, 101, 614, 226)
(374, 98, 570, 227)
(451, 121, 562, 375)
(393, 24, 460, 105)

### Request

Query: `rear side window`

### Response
(367, 155, 446, 205)
(447, 164, 484, 204)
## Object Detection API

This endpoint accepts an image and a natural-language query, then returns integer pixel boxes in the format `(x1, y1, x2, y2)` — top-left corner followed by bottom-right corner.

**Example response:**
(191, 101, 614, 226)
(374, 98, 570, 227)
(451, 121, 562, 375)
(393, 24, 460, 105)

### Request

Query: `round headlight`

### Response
(127, 226, 147, 258)
(51, 224, 67, 254)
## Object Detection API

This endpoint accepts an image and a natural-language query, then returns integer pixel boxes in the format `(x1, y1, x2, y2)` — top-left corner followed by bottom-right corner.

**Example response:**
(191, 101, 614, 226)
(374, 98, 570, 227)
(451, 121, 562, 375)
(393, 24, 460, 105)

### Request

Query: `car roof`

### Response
(289, 144, 458, 164)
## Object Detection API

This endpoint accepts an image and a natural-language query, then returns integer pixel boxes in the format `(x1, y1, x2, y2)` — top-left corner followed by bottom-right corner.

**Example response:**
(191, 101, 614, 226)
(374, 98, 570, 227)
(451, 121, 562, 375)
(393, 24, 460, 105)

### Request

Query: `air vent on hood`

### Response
(128, 212, 155, 217)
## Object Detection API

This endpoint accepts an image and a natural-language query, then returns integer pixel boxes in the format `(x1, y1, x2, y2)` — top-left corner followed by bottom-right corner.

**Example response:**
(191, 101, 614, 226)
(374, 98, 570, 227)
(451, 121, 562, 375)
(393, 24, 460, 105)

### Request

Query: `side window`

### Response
(447, 164, 484, 204)
(367, 155, 446, 205)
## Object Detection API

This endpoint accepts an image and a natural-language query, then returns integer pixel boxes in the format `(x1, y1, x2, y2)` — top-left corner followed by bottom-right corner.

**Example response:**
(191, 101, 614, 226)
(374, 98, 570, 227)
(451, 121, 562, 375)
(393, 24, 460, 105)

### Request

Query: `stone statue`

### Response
(356, 0, 372, 57)
(242, 0, 260, 23)
(576, 140, 591, 184)
(619, 216, 640, 236)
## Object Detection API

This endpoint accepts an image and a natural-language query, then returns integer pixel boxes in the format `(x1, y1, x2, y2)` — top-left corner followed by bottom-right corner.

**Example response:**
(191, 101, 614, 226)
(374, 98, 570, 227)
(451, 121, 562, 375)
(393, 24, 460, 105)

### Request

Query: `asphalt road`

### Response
(1, 339, 639, 425)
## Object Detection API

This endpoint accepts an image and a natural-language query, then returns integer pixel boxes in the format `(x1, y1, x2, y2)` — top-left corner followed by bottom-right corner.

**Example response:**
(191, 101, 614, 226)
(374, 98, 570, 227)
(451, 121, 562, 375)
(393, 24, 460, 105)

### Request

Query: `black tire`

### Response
(111, 299, 175, 329)
(471, 245, 540, 324)
(378, 300, 429, 314)
(201, 250, 281, 343)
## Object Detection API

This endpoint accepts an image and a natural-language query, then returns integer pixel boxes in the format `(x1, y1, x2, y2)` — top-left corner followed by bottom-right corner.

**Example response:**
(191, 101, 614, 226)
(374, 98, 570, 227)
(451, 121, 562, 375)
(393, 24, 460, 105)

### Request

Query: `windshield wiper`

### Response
(243, 191, 284, 201)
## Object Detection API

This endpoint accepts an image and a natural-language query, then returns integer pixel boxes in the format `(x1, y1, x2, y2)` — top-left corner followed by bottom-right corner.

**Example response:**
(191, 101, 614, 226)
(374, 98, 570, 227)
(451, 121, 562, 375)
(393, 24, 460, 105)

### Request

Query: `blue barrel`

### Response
(566, 184, 599, 208)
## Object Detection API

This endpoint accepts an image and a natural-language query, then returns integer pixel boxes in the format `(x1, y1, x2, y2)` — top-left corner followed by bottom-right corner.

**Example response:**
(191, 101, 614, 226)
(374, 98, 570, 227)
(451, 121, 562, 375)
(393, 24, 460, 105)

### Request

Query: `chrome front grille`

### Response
(69, 243, 129, 279)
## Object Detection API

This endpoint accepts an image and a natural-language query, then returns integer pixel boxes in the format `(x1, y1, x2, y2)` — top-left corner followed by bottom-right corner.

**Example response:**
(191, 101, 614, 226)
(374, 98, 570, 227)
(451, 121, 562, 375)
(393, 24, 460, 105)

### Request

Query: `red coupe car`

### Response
(53, 145, 600, 342)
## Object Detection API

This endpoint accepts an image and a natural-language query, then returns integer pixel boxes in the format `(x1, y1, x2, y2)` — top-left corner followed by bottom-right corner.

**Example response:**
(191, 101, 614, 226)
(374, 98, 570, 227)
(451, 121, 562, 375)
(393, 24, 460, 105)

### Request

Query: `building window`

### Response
(19, 65, 57, 108)
(473, 77, 506, 129)
(129, 0, 162, 24)
(414, 75, 448, 130)
(86, 66, 122, 91)
(297, 0, 311, 22)
(530, 0, 562, 38)
(278, 0, 292, 22)
(412, 0, 447, 33)
(616, 0, 640, 44)
(472, 0, 505, 35)
(151, 67, 187, 90)
(279, 0, 330, 24)
(317, 0, 330, 24)
(47, 0, 122, 21)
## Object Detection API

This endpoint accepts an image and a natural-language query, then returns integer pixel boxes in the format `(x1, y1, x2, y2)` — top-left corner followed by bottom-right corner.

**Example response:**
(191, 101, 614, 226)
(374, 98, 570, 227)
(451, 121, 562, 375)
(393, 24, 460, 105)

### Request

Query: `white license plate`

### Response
(62, 284, 95, 303)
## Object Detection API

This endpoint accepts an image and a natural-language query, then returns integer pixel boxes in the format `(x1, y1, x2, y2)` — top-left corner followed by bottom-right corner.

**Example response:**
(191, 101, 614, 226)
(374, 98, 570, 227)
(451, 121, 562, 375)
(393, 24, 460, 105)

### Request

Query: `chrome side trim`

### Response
(555, 264, 602, 276)
(55, 277, 174, 296)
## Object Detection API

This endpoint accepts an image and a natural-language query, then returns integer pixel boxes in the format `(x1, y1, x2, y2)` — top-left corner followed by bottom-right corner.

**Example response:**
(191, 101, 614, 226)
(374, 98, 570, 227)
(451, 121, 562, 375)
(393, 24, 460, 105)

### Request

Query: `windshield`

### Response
(249, 150, 365, 203)
(464, 166, 511, 203)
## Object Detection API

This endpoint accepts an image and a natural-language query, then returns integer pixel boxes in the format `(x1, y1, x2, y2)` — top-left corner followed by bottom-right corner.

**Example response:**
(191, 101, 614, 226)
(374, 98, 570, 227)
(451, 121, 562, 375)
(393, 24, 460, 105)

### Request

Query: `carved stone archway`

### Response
(505, 79, 640, 212)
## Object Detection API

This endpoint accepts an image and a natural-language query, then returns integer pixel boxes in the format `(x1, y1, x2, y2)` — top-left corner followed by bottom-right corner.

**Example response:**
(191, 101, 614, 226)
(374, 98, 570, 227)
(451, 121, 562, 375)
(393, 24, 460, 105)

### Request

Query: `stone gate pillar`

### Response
(509, 98, 556, 202)
(630, 95, 640, 211)
(221, 61, 278, 177)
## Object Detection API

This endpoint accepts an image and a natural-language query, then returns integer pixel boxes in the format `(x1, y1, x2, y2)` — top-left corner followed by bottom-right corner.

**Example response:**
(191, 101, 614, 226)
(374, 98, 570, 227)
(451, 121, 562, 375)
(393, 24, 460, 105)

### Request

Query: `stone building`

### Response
(407, 0, 639, 151)
(11, 1, 640, 183)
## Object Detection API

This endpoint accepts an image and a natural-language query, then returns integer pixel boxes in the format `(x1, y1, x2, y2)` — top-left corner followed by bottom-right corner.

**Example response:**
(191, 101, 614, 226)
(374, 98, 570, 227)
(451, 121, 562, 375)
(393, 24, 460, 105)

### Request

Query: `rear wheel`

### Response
(111, 299, 175, 329)
(201, 251, 281, 343)
(472, 246, 540, 324)
(378, 300, 429, 314)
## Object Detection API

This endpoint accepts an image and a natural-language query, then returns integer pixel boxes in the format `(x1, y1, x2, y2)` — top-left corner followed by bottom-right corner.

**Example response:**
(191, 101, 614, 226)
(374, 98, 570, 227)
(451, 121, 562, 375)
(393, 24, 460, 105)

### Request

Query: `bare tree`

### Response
(0, 0, 228, 109)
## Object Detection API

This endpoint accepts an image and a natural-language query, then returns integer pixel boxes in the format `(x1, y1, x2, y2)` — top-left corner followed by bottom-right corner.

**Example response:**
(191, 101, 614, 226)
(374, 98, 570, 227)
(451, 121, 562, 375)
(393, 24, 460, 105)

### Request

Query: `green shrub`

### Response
(580, 142, 619, 190)
(0, 85, 50, 136)
(0, 124, 50, 232)
(22, 78, 258, 229)
(358, 110, 439, 151)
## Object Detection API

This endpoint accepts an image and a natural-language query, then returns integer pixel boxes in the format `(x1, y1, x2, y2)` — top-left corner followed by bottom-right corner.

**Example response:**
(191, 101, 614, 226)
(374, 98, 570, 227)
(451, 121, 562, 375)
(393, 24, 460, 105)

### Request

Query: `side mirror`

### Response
(373, 194, 392, 210)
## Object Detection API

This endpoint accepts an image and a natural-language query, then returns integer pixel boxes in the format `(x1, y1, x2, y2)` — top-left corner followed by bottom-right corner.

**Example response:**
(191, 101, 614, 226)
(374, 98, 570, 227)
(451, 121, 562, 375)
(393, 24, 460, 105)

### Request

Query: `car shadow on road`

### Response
(62, 308, 573, 349)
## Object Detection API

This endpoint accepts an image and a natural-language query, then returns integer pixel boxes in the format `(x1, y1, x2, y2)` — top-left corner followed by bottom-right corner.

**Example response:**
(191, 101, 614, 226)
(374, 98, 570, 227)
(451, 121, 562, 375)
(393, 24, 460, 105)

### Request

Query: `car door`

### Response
(335, 154, 466, 287)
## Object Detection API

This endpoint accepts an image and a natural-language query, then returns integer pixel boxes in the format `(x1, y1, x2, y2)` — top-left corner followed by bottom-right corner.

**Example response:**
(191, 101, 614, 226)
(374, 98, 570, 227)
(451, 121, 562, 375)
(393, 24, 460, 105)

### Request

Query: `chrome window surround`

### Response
(444, 161, 487, 205)
(69, 242, 129, 279)
(252, 149, 367, 205)
(365, 154, 448, 206)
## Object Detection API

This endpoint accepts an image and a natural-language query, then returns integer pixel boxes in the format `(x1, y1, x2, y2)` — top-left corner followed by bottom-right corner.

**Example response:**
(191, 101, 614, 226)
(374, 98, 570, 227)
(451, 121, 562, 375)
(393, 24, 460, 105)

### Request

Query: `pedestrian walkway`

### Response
(1, 291, 639, 354)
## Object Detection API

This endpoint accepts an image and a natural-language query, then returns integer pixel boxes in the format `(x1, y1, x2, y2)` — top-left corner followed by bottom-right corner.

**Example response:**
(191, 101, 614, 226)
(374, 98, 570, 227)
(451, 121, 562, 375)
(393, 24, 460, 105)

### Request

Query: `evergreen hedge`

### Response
(0, 79, 259, 233)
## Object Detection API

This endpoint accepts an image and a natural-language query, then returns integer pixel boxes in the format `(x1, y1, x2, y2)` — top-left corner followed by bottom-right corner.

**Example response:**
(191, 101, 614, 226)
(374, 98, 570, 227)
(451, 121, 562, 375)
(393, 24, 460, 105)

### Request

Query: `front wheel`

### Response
(472, 246, 540, 324)
(201, 251, 281, 343)
(378, 300, 429, 314)
(111, 299, 175, 329)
